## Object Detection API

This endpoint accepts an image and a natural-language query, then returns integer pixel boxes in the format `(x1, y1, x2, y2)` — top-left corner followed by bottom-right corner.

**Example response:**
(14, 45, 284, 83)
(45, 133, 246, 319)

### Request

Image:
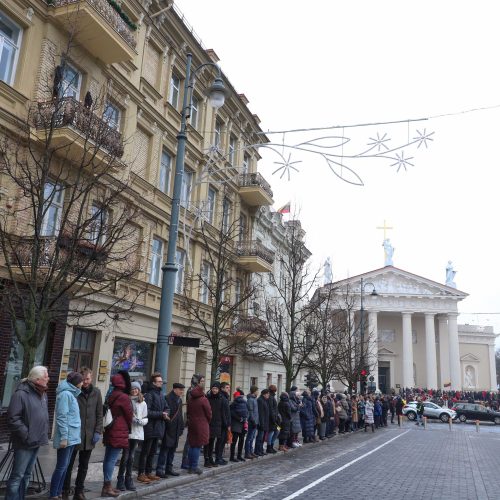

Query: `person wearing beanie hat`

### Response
(131, 381, 142, 392)
(244, 385, 259, 459)
(232, 391, 241, 399)
(211, 381, 221, 390)
(49, 373, 82, 498)
(204, 381, 222, 468)
(229, 391, 248, 462)
(267, 385, 279, 454)
(290, 386, 298, 393)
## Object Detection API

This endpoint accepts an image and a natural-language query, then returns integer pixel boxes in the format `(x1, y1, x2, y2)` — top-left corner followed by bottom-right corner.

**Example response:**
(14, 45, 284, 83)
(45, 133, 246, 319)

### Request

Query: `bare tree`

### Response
(182, 213, 259, 382)
(0, 45, 142, 375)
(248, 220, 324, 391)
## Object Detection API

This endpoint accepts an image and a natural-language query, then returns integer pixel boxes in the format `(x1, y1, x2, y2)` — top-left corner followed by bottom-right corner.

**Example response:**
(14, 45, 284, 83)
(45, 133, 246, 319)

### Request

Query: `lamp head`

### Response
(370, 289, 378, 296)
(207, 76, 226, 109)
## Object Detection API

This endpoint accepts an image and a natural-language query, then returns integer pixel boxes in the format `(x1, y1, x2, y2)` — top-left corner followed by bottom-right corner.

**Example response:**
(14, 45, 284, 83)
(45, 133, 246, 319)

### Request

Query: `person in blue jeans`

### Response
(49, 372, 83, 499)
(244, 386, 259, 459)
(6, 366, 50, 500)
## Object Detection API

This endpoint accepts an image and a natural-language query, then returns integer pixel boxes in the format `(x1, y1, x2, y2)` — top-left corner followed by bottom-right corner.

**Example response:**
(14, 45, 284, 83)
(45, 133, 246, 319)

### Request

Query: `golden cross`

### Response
(377, 219, 393, 240)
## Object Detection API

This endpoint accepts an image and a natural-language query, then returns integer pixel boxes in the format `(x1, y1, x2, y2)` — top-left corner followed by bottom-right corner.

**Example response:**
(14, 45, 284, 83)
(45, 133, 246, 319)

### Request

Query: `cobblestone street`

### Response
(143, 422, 500, 500)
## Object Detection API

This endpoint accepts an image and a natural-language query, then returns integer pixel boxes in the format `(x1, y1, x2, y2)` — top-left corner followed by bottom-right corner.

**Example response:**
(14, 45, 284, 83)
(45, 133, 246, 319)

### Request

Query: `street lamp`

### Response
(359, 277, 377, 393)
(154, 53, 227, 391)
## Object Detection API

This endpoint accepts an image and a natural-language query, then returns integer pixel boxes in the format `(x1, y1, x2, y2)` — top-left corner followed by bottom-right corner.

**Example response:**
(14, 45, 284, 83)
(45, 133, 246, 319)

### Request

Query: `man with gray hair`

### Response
(6, 365, 50, 500)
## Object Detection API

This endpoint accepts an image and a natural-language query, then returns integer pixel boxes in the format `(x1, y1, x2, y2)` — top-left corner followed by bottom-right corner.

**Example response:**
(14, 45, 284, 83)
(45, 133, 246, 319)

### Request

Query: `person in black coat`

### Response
(395, 396, 404, 425)
(156, 383, 185, 477)
(255, 389, 270, 456)
(214, 381, 231, 465)
(267, 385, 279, 453)
(278, 393, 292, 451)
(204, 382, 223, 467)
(230, 391, 248, 462)
(381, 396, 390, 427)
(138, 373, 169, 482)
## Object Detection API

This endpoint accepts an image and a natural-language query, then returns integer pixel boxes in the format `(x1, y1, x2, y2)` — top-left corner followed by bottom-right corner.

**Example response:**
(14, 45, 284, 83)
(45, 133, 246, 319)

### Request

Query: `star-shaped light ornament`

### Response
(391, 151, 414, 172)
(367, 132, 391, 152)
(413, 128, 435, 149)
(272, 153, 302, 180)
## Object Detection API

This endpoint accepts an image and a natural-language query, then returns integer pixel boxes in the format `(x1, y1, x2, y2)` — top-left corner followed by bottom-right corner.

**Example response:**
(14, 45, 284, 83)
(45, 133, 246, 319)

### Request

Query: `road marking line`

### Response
(281, 430, 410, 500)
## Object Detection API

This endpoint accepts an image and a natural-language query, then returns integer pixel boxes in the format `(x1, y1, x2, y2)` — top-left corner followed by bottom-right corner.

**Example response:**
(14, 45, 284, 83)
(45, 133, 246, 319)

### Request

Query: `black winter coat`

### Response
(230, 395, 249, 434)
(220, 391, 231, 429)
(257, 396, 270, 432)
(278, 396, 291, 440)
(163, 390, 184, 448)
(144, 386, 168, 440)
(268, 393, 279, 429)
(300, 394, 315, 437)
(207, 391, 223, 438)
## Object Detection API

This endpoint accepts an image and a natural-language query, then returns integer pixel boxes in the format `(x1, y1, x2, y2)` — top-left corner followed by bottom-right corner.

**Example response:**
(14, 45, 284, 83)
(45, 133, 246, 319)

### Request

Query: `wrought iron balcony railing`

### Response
(236, 240, 275, 265)
(237, 173, 273, 199)
(233, 315, 268, 337)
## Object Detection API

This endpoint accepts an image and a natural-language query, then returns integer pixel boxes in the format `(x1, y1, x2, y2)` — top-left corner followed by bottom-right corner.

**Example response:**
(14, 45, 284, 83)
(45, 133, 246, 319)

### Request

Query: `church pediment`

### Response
(378, 347, 396, 356)
(460, 353, 480, 362)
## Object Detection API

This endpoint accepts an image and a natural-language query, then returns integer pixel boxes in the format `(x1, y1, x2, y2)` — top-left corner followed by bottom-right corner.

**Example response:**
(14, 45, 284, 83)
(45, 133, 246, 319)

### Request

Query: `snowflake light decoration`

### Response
(391, 151, 414, 172)
(272, 153, 302, 180)
(413, 128, 435, 149)
(367, 131, 391, 152)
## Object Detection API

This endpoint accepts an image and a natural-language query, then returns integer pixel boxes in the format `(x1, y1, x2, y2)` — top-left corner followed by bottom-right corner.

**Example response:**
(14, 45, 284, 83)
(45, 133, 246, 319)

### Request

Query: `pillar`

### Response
(424, 313, 438, 390)
(488, 344, 497, 391)
(368, 311, 379, 390)
(438, 315, 450, 389)
(448, 313, 461, 390)
(402, 312, 414, 388)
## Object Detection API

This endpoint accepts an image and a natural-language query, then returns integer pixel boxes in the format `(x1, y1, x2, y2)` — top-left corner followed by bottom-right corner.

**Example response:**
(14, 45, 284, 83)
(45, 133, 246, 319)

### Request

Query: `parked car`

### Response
(451, 403, 500, 424)
(402, 401, 456, 422)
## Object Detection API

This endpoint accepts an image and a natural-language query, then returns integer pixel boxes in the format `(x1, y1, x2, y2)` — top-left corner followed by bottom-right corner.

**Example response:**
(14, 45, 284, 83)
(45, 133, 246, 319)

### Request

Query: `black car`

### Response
(451, 403, 500, 424)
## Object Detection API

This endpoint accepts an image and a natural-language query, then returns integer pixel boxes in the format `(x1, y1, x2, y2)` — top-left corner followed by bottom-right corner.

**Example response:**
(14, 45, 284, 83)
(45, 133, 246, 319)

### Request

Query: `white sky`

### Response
(176, 0, 500, 335)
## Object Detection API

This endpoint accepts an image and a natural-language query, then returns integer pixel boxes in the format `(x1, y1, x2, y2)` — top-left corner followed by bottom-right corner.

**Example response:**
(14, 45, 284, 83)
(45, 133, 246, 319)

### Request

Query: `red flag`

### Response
(277, 202, 290, 214)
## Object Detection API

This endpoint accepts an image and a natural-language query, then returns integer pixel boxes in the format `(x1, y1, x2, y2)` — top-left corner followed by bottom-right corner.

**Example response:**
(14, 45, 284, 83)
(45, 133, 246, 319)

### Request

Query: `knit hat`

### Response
(290, 386, 298, 392)
(131, 381, 142, 392)
(173, 383, 185, 389)
(67, 372, 83, 387)
(233, 391, 241, 399)
(211, 382, 221, 389)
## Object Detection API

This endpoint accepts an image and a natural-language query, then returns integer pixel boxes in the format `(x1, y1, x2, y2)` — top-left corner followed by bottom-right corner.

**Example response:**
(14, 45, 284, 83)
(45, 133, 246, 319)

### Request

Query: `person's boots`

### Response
(116, 475, 126, 491)
(101, 481, 120, 497)
(125, 475, 136, 491)
(209, 457, 218, 467)
(204, 458, 212, 468)
(166, 467, 180, 476)
(73, 491, 86, 500)
(61, 491, 70, 500)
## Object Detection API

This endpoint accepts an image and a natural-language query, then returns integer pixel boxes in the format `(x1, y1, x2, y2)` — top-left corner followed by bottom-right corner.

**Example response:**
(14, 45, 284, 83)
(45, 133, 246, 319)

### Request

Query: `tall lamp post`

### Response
(359, 277, 377, 393)
(154, 53, 227, 391)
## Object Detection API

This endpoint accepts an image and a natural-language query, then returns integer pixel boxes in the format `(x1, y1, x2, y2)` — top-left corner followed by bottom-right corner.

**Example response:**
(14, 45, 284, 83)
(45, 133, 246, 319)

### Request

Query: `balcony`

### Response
(47, 0, 137, 64)
(232, 315, 267, 341)
(235, 240, 274, 273)
(238, 173, 273, 206)
(34, 97, 124, 164)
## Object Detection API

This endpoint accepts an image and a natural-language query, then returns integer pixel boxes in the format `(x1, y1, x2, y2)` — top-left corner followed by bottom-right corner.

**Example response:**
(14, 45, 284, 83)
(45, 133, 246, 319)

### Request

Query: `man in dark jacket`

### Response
(138, 372, 169, 482)
(156, 382, 185, 478)
(6, 366, 50, 500)
(255, 389, 270, 456)
(244, 386, 259, 459)
(62, 367, 103, 500)
(204, 382, 222, 467)
(267, 385, 279, 454)
(214, 382, 231, 465)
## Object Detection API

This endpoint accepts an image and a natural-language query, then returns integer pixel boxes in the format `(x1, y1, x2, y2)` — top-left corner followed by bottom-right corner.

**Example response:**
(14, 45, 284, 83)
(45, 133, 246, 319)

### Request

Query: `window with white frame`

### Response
(229, 135, 236, 165)
(149, 237, 163, 286)
(242, 153, 250, 174)
(207, 186, 216, 224)
(0, 10, 22, 85)
(41, 182, 64, 236)
(190, 95, 199, 129)
(60, 64, 81, 99)
(159, 149, 171, 194)
(214, 120, 222, 148)
(175, 248, 185, 294)
(169, 74, 180, 109)
(222, 197, 231, 233)
(180, 169, 193, 208)
(103, 101, 120, 131)
(200, 260, 211, 304)
(89, 203, 107, 245)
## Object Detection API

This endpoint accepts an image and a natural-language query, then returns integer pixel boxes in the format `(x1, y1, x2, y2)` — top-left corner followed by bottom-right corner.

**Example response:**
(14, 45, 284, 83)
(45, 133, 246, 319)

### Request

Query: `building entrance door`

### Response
(379, 365, 390, 394)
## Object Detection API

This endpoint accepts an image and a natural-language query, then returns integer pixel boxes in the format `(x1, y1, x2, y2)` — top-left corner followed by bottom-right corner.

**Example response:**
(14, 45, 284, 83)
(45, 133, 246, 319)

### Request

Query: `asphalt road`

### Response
(143, 421, 500, 500)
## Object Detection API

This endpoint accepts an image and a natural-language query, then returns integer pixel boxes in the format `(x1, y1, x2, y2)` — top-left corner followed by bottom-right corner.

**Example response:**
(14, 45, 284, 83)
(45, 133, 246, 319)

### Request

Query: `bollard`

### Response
(423, 416, 427, 429)
(476, 420, 480, 432)
(449, 417, 452, 431)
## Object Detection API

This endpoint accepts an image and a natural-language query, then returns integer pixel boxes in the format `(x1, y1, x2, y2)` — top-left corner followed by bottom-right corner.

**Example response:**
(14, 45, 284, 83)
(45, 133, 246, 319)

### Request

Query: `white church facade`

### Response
(322, 266, 497, 393)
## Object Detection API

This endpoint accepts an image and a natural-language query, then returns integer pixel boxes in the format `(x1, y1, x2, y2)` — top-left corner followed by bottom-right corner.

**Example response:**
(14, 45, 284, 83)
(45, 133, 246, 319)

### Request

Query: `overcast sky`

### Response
(176, 0, 500, 335)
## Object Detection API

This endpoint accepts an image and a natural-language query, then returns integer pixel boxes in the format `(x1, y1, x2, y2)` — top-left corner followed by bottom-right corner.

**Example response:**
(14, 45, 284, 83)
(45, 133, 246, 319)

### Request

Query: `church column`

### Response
(368, 311, 379, 390)
(448, 313, 461, 390)
(488, 344, 497, 391)
(438, 315, 450, 389)
(424, 313, 438, 389)
(402, 312, 414, 388)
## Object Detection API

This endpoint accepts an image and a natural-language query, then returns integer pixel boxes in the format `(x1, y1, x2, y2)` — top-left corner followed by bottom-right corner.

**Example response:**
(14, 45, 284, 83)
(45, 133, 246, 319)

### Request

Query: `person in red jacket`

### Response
(186, 385, 212, 475)
(102, 373, 133, 497)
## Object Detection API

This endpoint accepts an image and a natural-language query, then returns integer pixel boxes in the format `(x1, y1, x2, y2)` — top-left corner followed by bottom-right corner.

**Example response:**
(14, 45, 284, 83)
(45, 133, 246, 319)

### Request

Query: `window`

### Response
(169, 74, 180, 109)
(239, 214, 247, 242)
(235, 278, 242, 307)
(60, 64, 81, 99)
(242, 153, 250, 174)
(229, 135, 237, 165)
(180, 169, 193, 208)
(250, 377, 257, 388)
(149, 237, 163, 286)
(175, 248, 185, 294)
(0, 11, 22, 85)
(41, 181, 64, 236)
(103, 101, 120, 131)
(159, 149, 172, 194)
(378, 329, 395, 343)
(214, 120, 222, 148)
(222, 197, 231, 233)
(68, 328, 96, 373)
(207, 187, 216, 223)
(89, 203, 107, 245)
(200, 260, 211, 304)
(190, 95, 199, 129)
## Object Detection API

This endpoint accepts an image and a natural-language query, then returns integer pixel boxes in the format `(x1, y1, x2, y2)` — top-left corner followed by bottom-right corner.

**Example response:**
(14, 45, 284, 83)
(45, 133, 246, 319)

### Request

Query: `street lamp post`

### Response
(154, 53, 226, 392)
(359, 277, 377, 393)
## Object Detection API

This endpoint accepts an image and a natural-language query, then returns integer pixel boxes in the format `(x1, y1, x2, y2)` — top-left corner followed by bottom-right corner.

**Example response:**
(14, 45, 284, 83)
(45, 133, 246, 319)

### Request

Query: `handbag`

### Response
(103, 403, 114, 429)
(227, 429, 233, 444)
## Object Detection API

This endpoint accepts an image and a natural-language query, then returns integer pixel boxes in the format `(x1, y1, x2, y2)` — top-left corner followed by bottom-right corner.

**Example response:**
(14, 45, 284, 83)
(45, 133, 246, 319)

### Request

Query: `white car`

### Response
(402, 401, 456, 423)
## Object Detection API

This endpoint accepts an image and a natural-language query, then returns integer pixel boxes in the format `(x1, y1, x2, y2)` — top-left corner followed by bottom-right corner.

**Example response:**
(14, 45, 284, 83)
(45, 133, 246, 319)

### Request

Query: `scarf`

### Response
(29, 380, 48, 397)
